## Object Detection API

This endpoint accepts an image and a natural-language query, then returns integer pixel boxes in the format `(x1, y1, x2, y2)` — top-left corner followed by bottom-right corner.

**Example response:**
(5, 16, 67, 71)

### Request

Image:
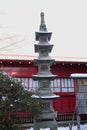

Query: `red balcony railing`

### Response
(11, 112, 76, 124)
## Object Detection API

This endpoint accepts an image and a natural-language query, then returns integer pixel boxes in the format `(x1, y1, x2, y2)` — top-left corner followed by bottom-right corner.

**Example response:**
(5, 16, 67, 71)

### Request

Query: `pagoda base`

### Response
(34, 119, 58, 130)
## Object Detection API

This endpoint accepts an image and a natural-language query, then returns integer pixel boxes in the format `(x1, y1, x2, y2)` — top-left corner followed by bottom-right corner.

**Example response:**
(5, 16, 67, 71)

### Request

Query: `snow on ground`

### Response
(27, 123, 87, 130)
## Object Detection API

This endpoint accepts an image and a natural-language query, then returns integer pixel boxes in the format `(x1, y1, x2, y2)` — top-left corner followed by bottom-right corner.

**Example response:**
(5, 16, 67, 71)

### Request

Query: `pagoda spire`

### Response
(40, 12, 47, 31)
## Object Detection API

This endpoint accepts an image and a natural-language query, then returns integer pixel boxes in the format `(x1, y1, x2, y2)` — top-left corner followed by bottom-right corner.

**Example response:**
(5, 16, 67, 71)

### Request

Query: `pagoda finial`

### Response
(40, 12, 47, 31)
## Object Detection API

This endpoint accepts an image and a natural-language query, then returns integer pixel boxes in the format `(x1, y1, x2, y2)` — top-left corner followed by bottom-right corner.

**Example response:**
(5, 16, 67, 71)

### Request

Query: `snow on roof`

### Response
(70, 73, 87, 78)
(0, 54, 37, 61)
(53, 56, 87, 63)
(0, 54, 87, 63)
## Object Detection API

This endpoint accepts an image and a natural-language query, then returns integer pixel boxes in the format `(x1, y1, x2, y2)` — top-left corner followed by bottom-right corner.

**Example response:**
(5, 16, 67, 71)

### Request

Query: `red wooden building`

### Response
(0, 54, 87, 121)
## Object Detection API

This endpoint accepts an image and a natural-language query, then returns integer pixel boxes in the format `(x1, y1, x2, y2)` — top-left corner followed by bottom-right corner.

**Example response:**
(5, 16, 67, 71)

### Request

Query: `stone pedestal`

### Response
(34, 120, 58, 130)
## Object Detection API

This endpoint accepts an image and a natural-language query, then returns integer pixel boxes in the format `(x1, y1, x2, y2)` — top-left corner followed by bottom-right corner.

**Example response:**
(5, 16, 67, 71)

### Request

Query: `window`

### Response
(16, 78, 75, 92)
(61, 78, 74, 92)
(51, 79, 60, 92)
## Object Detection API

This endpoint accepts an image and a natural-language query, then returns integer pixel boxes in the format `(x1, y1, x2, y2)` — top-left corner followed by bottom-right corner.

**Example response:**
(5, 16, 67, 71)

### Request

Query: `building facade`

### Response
(1, 55, 87, 117)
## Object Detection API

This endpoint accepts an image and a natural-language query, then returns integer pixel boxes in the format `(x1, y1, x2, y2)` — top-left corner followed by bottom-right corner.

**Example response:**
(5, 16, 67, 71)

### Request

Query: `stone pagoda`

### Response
(32, 12, 60, 130)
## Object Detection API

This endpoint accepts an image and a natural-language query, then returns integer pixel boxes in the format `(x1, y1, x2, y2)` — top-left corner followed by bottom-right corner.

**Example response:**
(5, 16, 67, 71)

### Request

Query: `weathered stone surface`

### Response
(32, 12, 60, 130)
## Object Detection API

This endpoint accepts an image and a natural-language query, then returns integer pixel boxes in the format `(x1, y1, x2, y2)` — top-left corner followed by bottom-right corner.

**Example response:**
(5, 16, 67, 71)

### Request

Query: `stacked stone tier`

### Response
(31, 94, 60, 100)
(35, 32, 52, 41)
(35, 111, 57, 120)
(32, 75, 57, 80)
(34, 59, 54, 65)
(34, 44, 53, 53)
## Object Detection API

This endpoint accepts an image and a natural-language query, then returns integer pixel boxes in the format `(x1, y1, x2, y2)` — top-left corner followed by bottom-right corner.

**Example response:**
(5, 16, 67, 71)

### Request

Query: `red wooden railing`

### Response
(11, 114, 33, 124)
(56, 112, 76, 121)
(11, 112, 76, 124)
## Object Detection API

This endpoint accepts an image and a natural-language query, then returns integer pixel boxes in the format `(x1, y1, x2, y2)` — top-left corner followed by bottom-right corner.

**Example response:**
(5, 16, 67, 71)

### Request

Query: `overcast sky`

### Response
(0, 0, 87, 58)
